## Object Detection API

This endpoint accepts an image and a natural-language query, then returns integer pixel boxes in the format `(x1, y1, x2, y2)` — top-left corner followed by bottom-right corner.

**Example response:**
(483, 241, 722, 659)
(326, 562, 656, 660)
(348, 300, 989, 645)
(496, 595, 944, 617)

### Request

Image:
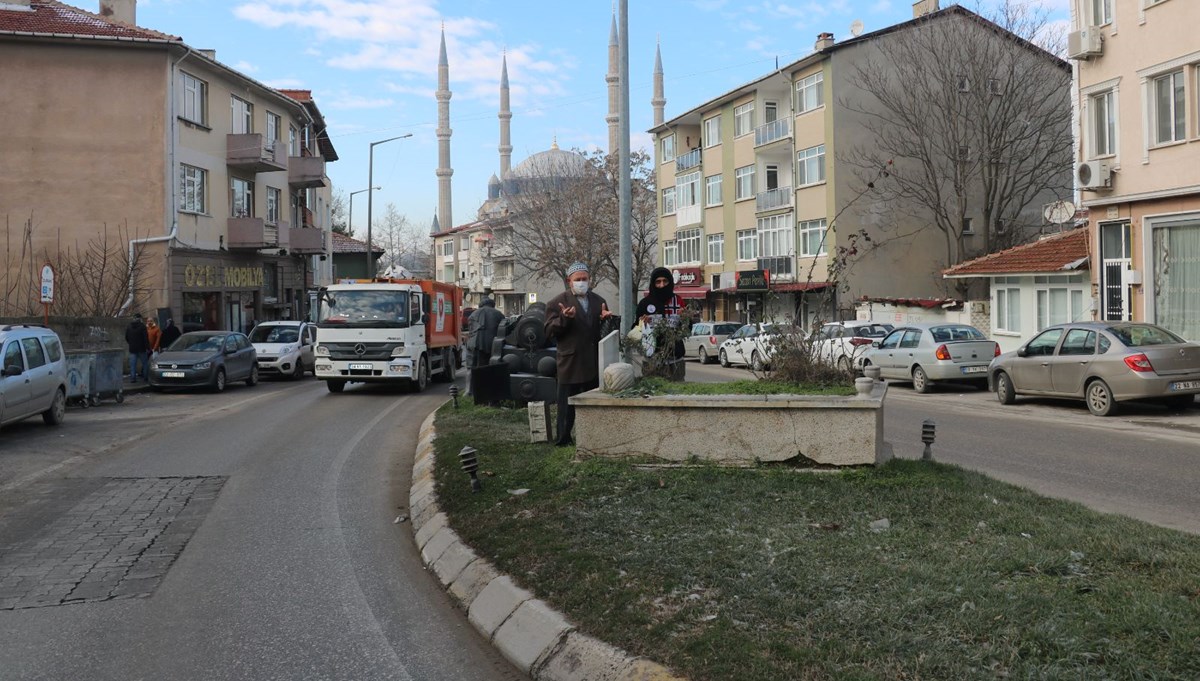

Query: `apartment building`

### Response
(0, 0, 337, 331)
(651, 3, 1071, 327)
(1071, 0, 1200, 340)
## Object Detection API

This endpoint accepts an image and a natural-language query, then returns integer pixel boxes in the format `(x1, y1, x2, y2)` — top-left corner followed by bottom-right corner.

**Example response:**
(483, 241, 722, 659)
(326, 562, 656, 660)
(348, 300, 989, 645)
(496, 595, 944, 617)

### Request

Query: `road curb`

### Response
(410, 407, 687, 681)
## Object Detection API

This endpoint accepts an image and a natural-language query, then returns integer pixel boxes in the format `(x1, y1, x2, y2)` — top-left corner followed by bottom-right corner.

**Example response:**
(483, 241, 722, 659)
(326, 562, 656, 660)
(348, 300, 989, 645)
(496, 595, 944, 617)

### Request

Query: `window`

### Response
(41, 335, 62, 362)
(441, 264, 454, 282)
(179, 164, 206, 213)
(1153, 71, 1185, 144)
(1090, 90, 1115, 157)
(995, 283, 1021, 332)
(1036, 287, 1086, 329)
(230, 177, 254, 218)
(962, 217, 975, 235)
(1059, 329, 1097, 356)
(661, 134, 676, 163)
(1091, 0, 1112, 25)
(795, 72, 824, 114)
(231, 95, 253, 134)
(1025, 328, 1062, 356)
(764, 101, 777, 123)
(460, 236, 470, 251)
(266, 187, 281, 224)
(289, 125, 299, 156)
(899, 329, 922, 349)
(735, 165, 754, 200)
(441, 240, 453, 256)
(703, 116, 721, 147)
(3, 341, 24, 372)
(677, 228, 702, 264)
(796, 145, 826, 186)
(707, 234, 724, 264)
(20, 338, 46, 369)
(736, 229, 757, 261)
(798, 219, 827, 256)
(677, 171, 701, 210)
(757, 214, 794, 259)
(181, 72, 207, 125)
(662, 186, 677, 215)
(663, 240, 678, 267)
(266, 112, 281, 143)
(705, 175, 722, 206)
(879, 330, 902, 350)
(734, 102, 754, 136)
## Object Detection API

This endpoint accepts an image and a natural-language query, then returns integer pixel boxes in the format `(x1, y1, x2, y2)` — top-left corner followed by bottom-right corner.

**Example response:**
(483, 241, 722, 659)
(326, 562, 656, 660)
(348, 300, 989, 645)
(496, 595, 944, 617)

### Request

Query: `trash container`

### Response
(65, 351, 95, 408)
(90, 349, 125, 405)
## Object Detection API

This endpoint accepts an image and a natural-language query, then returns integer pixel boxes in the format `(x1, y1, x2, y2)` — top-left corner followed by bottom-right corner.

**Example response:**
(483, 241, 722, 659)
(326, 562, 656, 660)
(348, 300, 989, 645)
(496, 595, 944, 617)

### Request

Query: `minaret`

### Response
(436, 26, 454, 234)
(498, 52, 512, 178)
(652, 38, 666, 127)
(605, 10, 619, 156)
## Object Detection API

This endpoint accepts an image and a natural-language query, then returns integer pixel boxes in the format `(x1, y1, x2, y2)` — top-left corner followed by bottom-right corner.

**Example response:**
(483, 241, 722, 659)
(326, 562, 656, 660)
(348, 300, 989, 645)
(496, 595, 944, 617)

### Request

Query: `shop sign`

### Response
(672, 267, 703, 287)
(736, 269, 769, 292)
(183, 263, 266, 290)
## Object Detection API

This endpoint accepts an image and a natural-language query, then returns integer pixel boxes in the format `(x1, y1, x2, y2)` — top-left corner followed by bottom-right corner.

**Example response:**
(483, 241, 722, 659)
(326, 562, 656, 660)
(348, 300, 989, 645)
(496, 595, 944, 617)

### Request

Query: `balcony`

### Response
(227, 134, 287, 173)
(675, 147, 701, 172)
(756, 186, 793, 213)
(676, 204, 702, 227)
(758, 256, 794, 280)
(288, 155, 326, 189)
(754, 119, 790, 147)
(227, 216, 279, 249)
(491, 275, 514, 291)
(288, 226, 326, 254)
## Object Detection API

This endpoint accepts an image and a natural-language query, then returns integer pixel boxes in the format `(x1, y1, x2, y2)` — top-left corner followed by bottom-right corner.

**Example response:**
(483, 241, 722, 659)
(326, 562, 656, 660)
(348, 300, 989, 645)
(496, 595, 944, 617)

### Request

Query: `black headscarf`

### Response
(647, 267, 675, 307)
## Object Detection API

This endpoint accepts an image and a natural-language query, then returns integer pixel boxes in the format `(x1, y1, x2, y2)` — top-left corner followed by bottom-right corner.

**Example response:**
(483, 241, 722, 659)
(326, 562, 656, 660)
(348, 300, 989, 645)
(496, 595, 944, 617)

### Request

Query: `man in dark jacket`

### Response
(544, 262, 611, 446)
(124, 313, 150, 382)
(467, 298, 505, 367)
(160, 318, 182, 349)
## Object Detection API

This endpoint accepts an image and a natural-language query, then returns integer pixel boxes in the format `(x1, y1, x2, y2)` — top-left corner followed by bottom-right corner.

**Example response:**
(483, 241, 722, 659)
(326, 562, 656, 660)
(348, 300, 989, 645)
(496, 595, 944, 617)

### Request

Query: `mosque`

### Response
(429, 14, 666, 315)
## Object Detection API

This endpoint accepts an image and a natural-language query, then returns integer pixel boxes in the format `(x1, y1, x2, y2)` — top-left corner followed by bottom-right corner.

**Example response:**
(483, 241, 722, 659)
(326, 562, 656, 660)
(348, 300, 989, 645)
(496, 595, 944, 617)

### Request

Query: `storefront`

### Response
(670, 267, 710, 319)
(168, 250, 307, 333)
(735, 269, 769, 324)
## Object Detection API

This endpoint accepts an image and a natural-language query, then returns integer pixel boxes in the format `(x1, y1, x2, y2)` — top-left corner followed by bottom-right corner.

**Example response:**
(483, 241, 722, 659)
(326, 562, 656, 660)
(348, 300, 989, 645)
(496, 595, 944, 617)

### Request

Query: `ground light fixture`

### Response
(448, 383, 459, 408)
(921, 419, 936, 460)
(459, 445, 481, 492)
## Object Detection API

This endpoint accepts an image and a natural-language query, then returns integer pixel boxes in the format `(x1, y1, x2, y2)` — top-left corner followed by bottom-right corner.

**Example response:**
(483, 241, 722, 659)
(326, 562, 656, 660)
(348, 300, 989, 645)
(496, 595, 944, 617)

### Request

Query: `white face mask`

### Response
(571, 280, 589, 295)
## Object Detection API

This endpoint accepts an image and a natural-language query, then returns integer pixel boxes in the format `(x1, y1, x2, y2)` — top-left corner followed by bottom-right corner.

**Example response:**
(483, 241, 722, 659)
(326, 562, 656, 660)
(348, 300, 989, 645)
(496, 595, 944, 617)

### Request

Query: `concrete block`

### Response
(536, 630, 635, 681)
(420, 526, 457, 566)
(410, 477, 435, 507)
(449, 558, 499, 606)
(432, 540, 477, 586)
(413, 498, 440, 529)
(415, 512, 448, 551)
(493, 598, 573, 674)
(468, 575, 532, 639)
(612, 659, 688, 681)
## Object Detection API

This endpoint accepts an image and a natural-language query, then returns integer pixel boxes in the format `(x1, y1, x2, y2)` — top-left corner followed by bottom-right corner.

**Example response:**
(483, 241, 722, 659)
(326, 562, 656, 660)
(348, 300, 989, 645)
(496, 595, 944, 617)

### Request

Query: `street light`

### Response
(348, 186, 379, 251)
(367, 133, 413, 278)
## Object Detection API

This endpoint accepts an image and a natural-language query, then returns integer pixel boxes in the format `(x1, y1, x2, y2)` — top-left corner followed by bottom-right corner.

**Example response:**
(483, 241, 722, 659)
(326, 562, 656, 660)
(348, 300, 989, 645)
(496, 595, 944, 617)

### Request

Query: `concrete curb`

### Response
(410, 407, 686, 681)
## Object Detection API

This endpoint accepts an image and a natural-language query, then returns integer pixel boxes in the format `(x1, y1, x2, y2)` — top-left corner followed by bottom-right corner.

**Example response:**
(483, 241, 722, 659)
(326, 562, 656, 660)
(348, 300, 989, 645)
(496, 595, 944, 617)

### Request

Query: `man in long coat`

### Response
(544, 262, 610, 446)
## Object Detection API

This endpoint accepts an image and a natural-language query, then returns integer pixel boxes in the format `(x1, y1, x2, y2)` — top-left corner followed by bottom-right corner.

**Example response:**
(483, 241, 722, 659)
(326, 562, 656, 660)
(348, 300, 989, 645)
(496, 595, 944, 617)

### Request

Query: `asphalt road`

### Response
(0, 377, 525, 681)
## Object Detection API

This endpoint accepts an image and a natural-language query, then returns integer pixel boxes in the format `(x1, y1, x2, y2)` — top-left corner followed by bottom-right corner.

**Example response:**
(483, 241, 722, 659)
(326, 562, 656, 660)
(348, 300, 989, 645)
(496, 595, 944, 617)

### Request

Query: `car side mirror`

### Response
(871, 341, 880, 348)
(2, 364, 22, 377)
(1016, 347, 1028, 358)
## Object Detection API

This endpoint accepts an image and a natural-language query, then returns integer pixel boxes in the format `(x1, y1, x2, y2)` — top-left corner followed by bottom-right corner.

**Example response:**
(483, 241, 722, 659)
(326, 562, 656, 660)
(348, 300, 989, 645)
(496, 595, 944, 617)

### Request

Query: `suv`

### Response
(683, 322, 741, 364)
(1, 324, 68, 429)
(248, 321, 316, 379)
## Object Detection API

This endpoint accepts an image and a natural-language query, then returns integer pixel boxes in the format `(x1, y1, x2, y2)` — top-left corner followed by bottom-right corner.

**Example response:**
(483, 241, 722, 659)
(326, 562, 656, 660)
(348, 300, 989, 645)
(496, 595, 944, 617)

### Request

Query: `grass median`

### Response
(431, 399, 1200, 681)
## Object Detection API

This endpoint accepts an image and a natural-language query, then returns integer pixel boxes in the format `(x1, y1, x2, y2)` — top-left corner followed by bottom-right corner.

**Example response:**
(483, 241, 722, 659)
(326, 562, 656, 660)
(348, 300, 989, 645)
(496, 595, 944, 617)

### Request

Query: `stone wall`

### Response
(0, 316, 128, 351)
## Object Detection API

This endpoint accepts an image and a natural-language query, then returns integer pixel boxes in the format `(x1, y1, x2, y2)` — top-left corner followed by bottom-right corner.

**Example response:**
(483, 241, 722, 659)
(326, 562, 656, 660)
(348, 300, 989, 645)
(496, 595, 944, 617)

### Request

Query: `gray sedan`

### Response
(863, 323, 998, 392)
(989, 322, 1200, 416)
(150, 331, 258, 392)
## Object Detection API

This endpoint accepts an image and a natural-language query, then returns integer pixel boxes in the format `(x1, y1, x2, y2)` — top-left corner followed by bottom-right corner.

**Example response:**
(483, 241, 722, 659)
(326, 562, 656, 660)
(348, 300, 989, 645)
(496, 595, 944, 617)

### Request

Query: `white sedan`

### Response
(810, 321, 894, 371)
(718, 323, 796, 370)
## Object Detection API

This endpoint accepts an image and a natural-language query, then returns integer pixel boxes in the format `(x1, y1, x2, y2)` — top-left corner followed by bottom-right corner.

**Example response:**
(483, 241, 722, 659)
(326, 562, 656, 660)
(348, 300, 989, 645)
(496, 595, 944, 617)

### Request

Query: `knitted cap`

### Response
(566, 262, 589, 277)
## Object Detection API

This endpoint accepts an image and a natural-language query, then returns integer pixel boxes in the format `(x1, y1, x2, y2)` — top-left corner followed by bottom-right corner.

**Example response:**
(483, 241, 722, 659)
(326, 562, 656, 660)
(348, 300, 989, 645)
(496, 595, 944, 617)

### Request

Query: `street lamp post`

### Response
(367, 133, 413, 278)
(348, 186, 379, 259)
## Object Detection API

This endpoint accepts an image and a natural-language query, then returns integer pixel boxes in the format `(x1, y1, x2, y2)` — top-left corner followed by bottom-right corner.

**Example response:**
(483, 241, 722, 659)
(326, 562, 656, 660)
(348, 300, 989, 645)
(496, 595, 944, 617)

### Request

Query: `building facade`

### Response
(0, 0, 336, 331)
(1071, 0, 1200, 340)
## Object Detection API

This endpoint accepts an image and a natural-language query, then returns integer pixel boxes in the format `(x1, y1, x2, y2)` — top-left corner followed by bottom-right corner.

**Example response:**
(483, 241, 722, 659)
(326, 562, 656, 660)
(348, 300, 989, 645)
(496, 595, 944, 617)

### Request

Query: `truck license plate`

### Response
(162, 371, 185, 378)
(1170, 381, 1200, 391)
(349, 363, 373, 370)
(961, 366, 987, 374)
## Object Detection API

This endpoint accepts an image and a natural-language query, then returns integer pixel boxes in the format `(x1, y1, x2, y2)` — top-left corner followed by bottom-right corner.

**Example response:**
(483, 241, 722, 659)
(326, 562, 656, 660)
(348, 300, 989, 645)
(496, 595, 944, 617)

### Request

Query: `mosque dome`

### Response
(505, 142, 588, 180)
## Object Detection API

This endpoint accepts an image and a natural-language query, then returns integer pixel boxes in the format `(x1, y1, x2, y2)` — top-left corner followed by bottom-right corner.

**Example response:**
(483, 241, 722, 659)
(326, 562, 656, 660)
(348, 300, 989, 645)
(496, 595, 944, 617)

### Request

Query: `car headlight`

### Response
(279, 344, 296, 355)
(315, 345, 329, 356)
(194, 361, 212, 370)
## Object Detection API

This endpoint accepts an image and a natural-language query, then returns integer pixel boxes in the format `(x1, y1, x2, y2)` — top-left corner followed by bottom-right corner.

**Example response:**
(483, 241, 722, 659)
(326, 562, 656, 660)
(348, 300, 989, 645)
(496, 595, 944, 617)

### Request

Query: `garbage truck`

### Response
(313, 278, 463, 393)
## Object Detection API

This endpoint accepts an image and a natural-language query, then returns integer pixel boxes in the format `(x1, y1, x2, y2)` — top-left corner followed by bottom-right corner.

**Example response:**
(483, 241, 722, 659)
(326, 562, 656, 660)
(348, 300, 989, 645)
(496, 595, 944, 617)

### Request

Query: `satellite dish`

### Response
(1043, 200, 1076, 225)
(850, 19, 864, 37)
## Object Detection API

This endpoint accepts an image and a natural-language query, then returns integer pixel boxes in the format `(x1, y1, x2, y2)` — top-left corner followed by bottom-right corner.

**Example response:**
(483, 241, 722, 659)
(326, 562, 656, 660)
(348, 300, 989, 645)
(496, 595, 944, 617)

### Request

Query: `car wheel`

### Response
(211, 368, 226, 393)
(911, 365, 933, 393)
(327, 380, 346, 394)
(246, 364, 259, 387)
(1085, 378, 1117, 416)
(1161, 394, 1195, 410)
(995, 371, 1016, 405)
(751, 351, 765, 372)
(698, 347, 709, 364)
(837, 356, 852, 372)
(42, 388, 66, 426)
(719, 348, 730, 368)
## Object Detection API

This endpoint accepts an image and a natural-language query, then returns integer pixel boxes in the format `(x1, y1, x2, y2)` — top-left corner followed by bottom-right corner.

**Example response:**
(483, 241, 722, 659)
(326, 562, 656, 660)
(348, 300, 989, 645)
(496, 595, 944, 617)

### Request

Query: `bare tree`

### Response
(374, 202, 431, 277)
(595, 150, 659, 304)
(838, 2, 1073, 294)
(330, 188, 350, 235)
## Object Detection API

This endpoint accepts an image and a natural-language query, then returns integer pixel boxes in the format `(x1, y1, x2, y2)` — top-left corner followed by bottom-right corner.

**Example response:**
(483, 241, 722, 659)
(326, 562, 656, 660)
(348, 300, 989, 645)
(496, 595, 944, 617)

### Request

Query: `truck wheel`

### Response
(326, 380, 346, 394)
(434, 347, 456, 383)
(410, 355, 428, 393)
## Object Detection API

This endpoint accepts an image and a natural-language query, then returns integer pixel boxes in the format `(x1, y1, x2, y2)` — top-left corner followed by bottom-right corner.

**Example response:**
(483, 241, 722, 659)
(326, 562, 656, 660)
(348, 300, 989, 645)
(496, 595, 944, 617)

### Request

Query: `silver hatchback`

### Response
(989, 322, 1200, 416)
(0, 324, 68, 429)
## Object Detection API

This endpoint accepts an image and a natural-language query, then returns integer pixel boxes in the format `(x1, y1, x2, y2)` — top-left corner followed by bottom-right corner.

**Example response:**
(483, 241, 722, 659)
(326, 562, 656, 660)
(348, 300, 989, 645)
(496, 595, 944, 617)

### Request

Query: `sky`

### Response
(130, 0, 1070, 238)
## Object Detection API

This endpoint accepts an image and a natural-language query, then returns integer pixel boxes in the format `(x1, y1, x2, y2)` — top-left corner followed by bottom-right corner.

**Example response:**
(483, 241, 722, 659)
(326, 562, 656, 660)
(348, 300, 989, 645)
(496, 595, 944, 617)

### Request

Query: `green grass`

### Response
(612, 376, 856, 397)
(432, 400, 1200, 681)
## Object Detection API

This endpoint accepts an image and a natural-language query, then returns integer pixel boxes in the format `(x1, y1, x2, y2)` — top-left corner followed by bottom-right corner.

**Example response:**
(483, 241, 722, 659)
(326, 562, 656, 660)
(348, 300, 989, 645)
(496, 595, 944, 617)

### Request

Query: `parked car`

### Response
(683, 322, 741, 364)
(810, 321, 895, 370)
(863, 323, 998, 392)
(989, 322, 1200, 416)
(718, 323, 798, 370)
(0, 324, 67, 429)
(150, 331, 258, 392)
(249, 321, 316, 379)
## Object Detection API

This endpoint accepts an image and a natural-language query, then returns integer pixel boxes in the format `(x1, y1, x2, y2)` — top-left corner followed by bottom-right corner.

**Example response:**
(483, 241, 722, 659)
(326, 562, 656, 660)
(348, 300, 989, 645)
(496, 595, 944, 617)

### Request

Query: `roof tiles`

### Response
(943, 228, 1089, 277)
(0, 0, 179, 42)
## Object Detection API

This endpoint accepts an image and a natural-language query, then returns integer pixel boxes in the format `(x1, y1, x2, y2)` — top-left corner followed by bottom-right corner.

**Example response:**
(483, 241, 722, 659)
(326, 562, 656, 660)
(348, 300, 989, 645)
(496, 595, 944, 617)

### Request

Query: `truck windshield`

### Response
(318, 290, 410, 328)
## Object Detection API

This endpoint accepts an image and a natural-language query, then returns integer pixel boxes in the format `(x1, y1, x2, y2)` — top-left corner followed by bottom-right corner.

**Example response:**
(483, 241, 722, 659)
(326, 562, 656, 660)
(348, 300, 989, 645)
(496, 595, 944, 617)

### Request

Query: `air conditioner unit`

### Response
(1067, 28, 1103, 59)
(1076, 160, 1112, 191)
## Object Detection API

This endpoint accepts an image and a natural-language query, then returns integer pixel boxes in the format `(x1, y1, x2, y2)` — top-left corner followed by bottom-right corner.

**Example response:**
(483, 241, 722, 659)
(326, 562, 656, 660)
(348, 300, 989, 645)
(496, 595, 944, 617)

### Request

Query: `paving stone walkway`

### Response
(0, 476, 224, 610)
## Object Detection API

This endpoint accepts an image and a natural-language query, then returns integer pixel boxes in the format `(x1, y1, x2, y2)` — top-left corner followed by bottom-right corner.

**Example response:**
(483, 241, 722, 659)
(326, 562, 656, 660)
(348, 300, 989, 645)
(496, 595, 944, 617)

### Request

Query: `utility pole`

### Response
(618, 0, 633, 334)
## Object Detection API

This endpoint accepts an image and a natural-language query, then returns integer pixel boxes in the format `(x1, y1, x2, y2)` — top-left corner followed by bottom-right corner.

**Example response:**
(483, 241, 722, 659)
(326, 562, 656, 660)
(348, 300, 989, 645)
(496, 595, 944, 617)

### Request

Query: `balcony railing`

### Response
(288, 155, 326, 189)
(227, 134, 287, 173)
(288, 226, 326, 254)
(756, 186, 793, 212)
(491, 275, 514, 291)
(754, 119, 790, 147)
(227, 216, 276, 249)
(675, 147, 701, 172)
(676, 204, 702, 227)
(758, 256, 794, 279)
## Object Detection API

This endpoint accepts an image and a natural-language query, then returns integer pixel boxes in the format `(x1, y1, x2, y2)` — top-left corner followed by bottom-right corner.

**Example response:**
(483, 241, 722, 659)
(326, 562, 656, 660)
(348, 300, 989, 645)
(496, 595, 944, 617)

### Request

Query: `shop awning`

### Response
(772, 281, 828, 292)
(674, 287, 710, 299)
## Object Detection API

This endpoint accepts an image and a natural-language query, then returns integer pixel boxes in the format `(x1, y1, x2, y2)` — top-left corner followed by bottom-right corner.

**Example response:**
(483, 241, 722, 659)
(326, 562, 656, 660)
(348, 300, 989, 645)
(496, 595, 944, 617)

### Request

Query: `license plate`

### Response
(162, 371, 185, 378)
(961, 366, 987, 374)
(349, 363, 373, 370)
(1170, 381, 1200, 391)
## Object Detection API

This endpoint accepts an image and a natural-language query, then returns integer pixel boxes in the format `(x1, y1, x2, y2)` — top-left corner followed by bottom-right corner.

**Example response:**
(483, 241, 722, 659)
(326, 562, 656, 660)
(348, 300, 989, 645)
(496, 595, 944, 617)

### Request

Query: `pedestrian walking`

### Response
(124, 313, 151, 382)
(544, 262, 611, 446)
